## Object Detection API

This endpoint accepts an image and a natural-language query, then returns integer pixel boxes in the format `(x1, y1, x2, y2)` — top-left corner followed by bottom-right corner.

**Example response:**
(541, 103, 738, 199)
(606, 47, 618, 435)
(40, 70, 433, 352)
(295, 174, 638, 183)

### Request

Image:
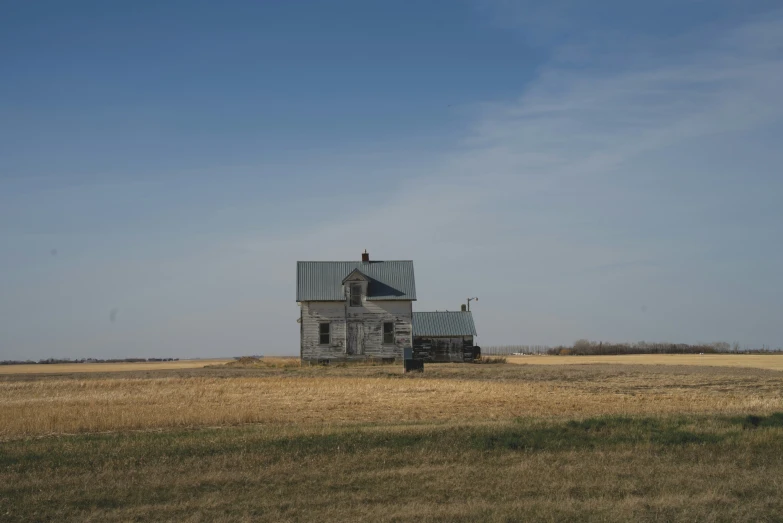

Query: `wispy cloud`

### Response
(245, 8, 783, 348)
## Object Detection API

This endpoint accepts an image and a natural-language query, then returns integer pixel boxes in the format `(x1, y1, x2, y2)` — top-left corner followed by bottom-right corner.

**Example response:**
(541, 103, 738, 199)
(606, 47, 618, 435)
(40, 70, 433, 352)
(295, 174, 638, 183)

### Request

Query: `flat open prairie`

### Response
(2, 363, 782, 440)
(2, 362, 783, 522)
(0, 358, 233, 375)
(507, 353, 783, 370)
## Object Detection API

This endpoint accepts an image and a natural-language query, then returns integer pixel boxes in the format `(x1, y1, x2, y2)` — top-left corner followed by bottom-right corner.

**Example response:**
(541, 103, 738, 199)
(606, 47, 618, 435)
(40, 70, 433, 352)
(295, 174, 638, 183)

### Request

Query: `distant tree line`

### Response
(0, 357, 180, 365)
(547, 340, 782, 356)
(482, 341, 782, 356)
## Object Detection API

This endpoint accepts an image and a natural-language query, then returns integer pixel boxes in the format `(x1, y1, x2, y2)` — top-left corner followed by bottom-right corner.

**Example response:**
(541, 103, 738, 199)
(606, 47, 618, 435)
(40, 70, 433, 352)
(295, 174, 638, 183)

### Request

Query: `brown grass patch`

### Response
(222, 356, 301, 368)
(474, 356, 507, 364)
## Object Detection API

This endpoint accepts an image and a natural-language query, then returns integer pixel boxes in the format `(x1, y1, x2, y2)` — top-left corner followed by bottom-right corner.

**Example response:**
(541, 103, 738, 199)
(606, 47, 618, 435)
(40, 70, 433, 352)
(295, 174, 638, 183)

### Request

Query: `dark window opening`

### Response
(350, 283, 362, 307)
(383, 322, 395, 344)
(319, 323, 330, 345)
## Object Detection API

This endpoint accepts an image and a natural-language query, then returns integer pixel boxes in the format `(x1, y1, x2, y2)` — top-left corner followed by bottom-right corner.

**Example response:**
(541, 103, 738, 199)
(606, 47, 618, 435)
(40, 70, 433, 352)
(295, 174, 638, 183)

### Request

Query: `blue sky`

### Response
(1, 1, 782, 359)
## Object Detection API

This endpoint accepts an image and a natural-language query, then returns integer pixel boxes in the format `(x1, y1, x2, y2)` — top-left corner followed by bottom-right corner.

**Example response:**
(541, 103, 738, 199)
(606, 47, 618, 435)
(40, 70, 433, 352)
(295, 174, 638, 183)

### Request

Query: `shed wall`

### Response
(413, 336, 475, 362)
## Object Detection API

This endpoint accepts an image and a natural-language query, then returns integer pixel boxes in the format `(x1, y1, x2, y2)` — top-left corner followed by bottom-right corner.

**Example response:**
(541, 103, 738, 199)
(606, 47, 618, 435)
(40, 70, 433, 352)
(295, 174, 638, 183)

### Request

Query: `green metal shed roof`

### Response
(412, 311, 477, 337)
(297, 261, 416, 301)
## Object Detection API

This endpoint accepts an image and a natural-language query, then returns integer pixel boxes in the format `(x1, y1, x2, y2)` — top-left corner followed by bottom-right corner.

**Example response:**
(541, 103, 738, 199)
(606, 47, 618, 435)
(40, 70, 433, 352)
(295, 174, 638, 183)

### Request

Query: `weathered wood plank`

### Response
(300, 300, 413, 362)
(412, 336, 475, 362)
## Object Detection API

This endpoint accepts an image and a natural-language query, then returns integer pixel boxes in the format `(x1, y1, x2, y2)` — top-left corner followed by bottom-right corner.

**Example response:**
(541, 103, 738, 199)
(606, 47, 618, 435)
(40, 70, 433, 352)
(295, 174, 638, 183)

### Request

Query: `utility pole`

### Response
(467, 297, 478, 311)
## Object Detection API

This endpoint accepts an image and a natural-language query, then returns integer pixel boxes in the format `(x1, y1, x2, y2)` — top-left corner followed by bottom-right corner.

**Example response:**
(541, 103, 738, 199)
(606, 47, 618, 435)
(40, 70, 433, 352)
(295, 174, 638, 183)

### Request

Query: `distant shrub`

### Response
(226, 357, 301, 369)
(474, 356, 506, 364)
(573, 339, 593, 351)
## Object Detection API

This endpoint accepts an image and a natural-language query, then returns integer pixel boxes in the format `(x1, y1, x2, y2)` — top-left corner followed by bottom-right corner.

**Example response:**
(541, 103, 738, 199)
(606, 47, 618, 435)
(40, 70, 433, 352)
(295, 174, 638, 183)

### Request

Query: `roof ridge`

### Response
(297, 260, 414, 263)
(414, 311, 473, 315)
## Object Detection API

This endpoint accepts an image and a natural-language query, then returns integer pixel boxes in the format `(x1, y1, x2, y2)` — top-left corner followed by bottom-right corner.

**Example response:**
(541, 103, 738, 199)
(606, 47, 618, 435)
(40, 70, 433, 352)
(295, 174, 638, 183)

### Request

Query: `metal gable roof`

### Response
(297, 261, 416, 301)
(412, 311, 477, 337)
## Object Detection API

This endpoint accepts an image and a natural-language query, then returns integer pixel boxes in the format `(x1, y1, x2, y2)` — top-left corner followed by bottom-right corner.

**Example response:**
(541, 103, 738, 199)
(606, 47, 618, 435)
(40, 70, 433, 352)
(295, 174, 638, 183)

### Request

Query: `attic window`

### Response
(349, 283, 362, 307)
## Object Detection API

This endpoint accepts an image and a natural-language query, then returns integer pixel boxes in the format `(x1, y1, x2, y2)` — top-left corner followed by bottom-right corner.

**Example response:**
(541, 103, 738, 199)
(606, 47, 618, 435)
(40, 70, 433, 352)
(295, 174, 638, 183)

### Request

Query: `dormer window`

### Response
(349, 283, 362, 307)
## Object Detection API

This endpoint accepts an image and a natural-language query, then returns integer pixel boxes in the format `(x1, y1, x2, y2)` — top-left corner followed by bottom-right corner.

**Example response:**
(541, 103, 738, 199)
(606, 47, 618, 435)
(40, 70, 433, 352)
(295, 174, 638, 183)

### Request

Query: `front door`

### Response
(346, 322, 364, 355)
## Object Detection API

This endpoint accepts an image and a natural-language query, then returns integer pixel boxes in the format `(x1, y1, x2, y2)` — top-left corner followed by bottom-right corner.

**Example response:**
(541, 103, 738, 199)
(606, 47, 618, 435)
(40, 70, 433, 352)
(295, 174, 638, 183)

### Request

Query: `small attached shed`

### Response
(412, 311, 478, 362)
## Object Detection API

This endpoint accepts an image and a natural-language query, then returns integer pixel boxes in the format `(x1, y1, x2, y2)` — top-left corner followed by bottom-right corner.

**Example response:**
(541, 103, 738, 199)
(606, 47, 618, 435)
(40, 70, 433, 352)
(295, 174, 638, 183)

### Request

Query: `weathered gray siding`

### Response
(413, 336, 474, 362)
(300, 300, 412, 362)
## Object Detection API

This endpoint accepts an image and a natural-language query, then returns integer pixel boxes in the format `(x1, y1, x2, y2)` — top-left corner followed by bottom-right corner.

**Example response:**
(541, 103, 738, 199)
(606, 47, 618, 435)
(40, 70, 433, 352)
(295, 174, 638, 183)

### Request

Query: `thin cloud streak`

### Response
(242, 11, 783, 350)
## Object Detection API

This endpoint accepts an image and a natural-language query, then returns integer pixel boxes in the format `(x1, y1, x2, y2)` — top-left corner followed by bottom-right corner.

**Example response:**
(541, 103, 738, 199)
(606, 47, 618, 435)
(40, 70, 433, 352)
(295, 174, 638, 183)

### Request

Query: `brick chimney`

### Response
(362, 250, 370, 262)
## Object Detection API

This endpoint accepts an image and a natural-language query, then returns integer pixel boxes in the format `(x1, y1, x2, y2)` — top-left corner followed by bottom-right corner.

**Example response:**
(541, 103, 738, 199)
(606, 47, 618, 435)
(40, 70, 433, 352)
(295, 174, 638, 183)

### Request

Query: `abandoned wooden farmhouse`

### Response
(297, 251, 478, 363)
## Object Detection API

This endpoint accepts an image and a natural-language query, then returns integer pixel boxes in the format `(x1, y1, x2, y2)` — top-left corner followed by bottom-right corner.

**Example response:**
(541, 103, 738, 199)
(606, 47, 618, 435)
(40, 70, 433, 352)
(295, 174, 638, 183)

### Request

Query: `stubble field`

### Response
(0, 359, 233, 375)
(2, 357, 783, 522)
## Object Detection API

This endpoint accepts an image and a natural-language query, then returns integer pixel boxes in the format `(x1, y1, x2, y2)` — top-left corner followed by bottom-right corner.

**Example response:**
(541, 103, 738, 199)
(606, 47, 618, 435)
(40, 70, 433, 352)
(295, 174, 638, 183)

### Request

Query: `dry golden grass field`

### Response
(2, 360, 783, 522)
(0, 358, 233, 375)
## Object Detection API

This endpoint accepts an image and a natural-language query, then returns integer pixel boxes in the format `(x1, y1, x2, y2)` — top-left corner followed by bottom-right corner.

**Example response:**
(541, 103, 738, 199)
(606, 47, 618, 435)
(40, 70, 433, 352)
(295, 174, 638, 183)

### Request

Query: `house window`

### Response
(383, 322, 395, 344)
(349, 283, 362, 307)
(319, 323, 330, 345)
